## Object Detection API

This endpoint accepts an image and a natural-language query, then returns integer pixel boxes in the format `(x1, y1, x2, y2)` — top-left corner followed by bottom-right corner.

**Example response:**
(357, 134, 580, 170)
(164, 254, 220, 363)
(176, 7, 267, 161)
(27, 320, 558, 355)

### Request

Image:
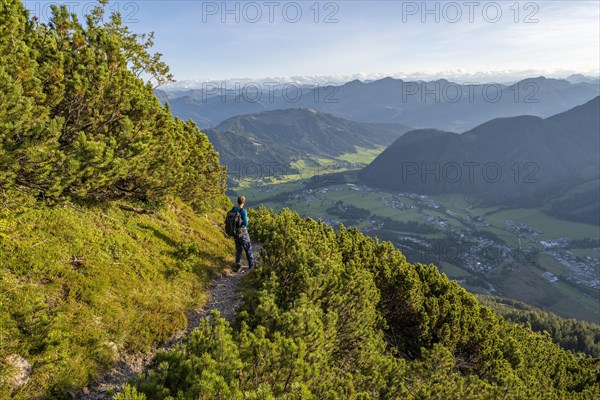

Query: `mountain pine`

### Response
(0, 0, 226, 211)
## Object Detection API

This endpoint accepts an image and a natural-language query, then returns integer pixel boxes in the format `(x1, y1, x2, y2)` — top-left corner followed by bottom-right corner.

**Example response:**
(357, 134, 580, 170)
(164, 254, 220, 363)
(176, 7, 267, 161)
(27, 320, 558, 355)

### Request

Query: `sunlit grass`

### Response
(0, 194, 235, 398)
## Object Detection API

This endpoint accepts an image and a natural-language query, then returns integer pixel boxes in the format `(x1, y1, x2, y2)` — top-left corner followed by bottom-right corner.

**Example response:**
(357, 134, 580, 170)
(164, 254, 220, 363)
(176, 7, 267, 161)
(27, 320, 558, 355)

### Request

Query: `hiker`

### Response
(225, 195, 255, 272)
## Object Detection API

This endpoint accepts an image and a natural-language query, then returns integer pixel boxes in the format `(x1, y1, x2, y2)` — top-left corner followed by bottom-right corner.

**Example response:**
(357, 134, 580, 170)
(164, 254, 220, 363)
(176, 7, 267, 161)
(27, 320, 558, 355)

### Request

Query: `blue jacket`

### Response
(232, 207, 248, 228)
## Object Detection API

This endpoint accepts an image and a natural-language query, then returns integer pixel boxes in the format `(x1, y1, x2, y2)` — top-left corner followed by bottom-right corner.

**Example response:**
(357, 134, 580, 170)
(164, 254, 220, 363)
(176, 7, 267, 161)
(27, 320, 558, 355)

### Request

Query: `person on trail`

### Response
(226, 195, 255, 272)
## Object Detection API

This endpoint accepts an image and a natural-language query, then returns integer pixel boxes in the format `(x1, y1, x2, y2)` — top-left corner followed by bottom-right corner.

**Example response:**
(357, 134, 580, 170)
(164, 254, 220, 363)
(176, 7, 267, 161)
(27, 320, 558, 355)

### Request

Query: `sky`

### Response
(23, 1, 600, 85)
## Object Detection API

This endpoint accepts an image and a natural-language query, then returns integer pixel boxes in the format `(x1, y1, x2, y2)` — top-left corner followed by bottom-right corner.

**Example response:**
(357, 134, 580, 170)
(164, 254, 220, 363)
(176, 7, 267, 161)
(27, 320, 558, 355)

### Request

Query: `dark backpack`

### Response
(225, 208, 244, 238)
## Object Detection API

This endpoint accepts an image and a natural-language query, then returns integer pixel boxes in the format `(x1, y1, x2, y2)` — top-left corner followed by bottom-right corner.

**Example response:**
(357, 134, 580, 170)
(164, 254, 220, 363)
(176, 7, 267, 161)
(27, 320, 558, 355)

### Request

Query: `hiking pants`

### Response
(235, 231, 255, 269)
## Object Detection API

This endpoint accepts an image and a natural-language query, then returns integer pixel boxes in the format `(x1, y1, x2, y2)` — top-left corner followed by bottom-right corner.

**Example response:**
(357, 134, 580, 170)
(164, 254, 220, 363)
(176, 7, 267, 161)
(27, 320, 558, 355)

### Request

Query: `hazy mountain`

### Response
(358, 97, 600, 224)
(204, 108, 411, 176)
(154, 89, 172, 104)
(303, 77, 599, 131)
(162, 76, 599, 131)
(566, 74, 600, 85)
(170, 94, 267, 129)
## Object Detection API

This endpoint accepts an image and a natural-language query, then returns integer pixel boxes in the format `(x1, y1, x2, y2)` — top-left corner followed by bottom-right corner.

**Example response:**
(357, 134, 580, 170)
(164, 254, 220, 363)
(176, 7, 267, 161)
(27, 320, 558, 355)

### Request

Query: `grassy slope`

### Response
(0, 195, 234, 399)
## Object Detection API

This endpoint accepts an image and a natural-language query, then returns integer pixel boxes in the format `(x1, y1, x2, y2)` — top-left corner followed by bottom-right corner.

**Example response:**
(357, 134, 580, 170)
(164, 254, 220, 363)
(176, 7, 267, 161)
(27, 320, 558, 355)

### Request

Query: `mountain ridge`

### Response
(205, 108, 411, 176)
(161, 76, 600, 131)
(359, 96, 600, 224)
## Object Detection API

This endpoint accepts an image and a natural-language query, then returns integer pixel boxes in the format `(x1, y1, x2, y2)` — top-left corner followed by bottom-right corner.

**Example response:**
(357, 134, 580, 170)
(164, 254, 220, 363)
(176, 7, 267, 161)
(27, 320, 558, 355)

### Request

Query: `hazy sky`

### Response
(24, 1, 600, 84)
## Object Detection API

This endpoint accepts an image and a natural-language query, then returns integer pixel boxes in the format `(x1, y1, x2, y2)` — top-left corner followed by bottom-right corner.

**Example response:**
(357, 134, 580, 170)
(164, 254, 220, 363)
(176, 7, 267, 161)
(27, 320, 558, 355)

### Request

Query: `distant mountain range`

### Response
(158, 76, 599, 132)
(359, 96, 600, 224)
(203, 108, 411, 177)
(566, 74, 600, 85)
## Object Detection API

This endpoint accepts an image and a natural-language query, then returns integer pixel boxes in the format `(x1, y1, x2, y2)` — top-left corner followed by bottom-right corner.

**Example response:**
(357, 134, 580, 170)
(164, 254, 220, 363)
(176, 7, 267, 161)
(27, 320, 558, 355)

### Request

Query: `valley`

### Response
(216, 97, 600, 324)
(230, 163, 600, 323)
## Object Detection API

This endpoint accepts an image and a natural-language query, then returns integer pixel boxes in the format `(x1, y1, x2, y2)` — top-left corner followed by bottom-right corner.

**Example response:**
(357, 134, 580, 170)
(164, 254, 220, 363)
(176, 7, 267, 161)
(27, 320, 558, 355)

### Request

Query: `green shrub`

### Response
(127, 207, 599, 399)
(0, 0, 226, 212)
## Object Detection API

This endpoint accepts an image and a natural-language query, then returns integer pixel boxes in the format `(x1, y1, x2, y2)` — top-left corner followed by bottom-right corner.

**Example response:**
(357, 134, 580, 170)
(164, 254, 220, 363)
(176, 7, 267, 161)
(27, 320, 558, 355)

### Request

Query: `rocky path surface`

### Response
(79, 267, 248, 399)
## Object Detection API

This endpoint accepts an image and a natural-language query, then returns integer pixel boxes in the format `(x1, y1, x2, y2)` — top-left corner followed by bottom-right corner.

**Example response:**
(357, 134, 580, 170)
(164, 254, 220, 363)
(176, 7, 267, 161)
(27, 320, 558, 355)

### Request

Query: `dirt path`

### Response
(78, 267, 248, 399)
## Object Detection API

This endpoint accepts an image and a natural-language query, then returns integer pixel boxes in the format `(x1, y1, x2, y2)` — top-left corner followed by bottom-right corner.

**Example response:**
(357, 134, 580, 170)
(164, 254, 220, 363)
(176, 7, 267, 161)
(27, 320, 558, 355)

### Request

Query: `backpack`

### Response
(225, 208, 244, 238)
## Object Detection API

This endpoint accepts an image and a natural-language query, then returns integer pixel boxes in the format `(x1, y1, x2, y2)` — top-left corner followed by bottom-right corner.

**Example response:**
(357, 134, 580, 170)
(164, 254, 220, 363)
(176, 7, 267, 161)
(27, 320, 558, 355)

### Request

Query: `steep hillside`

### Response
(544, 178, 600, 224)
(478, 295, 600, 357)
(548, 97, 600, 158)
(122, 208, 600, 399)
(0, 194, 235, 398)
(205, 129, 296, 173)
(359, 97, 600, 223)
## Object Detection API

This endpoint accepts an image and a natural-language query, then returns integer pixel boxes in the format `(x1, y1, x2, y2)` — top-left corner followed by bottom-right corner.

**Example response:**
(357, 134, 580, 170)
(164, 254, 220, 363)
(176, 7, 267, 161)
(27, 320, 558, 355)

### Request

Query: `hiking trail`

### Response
(79, 265, 249, 399)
